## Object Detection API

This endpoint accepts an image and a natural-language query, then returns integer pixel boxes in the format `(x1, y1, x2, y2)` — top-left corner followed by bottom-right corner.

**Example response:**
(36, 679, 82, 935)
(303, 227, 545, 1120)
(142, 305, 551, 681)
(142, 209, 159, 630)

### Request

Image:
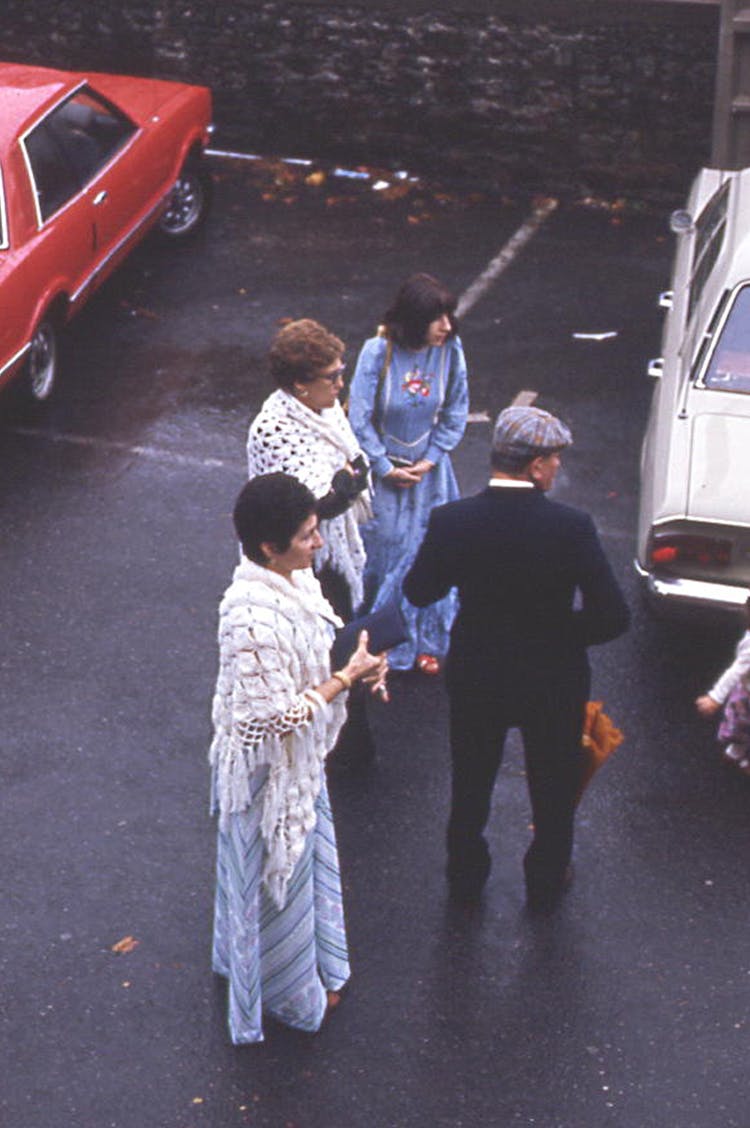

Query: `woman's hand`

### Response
(344, 630, 390, 701)
(383, 465, 421, 488)
(695, 694, 721, 717)
(383, 460, 432, 488)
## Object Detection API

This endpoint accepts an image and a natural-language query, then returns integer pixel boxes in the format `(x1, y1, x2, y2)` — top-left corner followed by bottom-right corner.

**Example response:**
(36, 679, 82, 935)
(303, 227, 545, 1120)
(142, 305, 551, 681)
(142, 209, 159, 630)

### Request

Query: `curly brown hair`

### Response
(268, 319, 345, 388)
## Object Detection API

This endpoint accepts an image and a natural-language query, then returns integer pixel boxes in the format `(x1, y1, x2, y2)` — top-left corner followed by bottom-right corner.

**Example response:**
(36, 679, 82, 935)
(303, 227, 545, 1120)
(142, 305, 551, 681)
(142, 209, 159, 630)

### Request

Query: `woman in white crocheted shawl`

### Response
(210, 473, 388, 1044)
(246, 318, 370, 618)
(246, 319, 375, 766)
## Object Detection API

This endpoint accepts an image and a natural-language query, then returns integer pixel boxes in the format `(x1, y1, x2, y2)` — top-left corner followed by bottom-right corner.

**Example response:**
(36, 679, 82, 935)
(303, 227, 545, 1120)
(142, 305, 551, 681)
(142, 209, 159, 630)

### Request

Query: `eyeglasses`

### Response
(315, 363, 346, 383)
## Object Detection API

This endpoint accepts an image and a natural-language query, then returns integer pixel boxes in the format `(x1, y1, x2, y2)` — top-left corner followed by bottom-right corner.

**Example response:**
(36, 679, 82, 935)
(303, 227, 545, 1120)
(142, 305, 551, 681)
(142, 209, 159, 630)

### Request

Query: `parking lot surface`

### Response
(1, 158, 748, 1128)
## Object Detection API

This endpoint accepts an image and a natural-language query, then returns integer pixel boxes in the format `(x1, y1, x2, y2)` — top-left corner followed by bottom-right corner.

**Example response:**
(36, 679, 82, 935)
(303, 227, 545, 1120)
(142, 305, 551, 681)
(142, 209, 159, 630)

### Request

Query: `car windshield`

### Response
(703, 284, 750, 394)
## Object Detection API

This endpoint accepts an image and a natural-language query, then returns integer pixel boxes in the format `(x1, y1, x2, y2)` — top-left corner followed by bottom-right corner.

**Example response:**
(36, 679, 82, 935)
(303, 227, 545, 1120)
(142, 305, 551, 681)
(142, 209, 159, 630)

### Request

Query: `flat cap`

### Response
(492, 405, 572, 471)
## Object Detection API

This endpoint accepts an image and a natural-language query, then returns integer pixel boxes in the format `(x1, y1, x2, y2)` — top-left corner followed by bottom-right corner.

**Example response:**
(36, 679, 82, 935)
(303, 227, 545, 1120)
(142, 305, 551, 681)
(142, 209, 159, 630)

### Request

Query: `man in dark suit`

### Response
(403, 405, 629, 910)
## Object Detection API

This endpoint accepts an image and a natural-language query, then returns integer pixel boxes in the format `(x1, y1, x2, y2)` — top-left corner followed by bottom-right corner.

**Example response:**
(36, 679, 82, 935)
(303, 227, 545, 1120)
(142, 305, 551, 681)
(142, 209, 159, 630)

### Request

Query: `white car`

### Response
(636, 166, 750, 617)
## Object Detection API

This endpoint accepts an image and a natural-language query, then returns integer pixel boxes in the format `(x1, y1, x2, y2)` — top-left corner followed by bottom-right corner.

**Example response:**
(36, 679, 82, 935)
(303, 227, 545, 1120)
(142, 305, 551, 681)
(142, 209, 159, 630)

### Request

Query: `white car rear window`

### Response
(704, 285, 750, 394)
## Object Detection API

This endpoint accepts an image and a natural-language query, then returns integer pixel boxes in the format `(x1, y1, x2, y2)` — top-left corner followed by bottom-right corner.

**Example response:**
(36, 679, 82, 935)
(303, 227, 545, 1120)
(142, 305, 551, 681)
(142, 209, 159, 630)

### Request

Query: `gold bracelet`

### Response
(332, 670, 352, 691)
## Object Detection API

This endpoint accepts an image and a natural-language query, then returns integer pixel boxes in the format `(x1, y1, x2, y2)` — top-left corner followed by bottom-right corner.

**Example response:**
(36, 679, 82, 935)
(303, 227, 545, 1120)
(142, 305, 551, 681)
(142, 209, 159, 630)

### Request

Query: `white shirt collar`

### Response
(488, 477, 534, 489)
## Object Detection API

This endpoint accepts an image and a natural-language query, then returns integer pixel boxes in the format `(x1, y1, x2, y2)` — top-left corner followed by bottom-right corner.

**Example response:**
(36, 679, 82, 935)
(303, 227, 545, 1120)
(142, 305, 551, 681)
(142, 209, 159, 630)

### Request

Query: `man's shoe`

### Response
(526, 865, 574, 913)
(447, 878, 485, 906)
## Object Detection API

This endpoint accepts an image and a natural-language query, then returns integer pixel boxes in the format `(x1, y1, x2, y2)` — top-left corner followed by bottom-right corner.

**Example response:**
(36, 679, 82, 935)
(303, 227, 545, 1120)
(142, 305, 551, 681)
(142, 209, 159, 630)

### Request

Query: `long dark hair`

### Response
(383, 273, 458, 349)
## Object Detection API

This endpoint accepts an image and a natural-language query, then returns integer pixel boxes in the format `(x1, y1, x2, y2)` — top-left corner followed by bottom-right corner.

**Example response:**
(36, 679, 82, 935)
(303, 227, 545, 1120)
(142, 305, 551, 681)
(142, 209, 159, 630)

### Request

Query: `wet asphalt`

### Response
(1, 157, 748, 1128)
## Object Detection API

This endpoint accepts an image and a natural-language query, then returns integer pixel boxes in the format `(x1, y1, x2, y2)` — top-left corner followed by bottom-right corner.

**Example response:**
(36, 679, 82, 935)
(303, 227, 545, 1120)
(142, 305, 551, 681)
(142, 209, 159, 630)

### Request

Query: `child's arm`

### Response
(695, 630, 750, 716)
(695, 693, 722, 717)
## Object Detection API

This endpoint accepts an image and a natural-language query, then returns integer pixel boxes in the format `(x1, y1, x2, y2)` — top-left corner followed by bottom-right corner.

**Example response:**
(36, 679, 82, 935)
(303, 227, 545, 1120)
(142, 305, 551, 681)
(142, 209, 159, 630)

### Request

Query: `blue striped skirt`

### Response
(212, 768, 350, 1044)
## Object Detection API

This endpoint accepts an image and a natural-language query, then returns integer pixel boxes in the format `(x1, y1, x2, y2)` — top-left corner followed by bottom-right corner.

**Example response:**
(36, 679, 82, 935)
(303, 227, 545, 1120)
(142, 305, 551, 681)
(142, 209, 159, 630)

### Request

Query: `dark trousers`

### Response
(446, 685, 586, 898)
(319, 563, 375, 767)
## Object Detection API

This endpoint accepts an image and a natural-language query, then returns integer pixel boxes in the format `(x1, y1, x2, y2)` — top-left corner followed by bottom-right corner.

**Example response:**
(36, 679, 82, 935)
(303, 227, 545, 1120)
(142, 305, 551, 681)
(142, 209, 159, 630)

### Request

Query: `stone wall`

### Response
(2, 1, 719, 201)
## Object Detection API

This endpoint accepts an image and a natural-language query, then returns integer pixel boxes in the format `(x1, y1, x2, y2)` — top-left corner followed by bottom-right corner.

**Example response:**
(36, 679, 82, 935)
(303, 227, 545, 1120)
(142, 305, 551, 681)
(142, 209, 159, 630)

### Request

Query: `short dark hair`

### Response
(490, 444, 567, 473)
(233, 473, 317, 563)
(268, 319, 345, 388)
(383, 273, 458, 349)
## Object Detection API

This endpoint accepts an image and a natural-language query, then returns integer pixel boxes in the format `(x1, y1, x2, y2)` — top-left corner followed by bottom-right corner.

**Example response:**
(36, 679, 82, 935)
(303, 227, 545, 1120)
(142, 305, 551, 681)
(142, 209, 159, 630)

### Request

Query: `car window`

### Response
(702, 285, 750, 393)
(690, 290, 729, 385)
(46, 89, 136, 184)
(688, 182, 729, 321)
(23, 123, 82, 222)
(24, 86, 137, 223)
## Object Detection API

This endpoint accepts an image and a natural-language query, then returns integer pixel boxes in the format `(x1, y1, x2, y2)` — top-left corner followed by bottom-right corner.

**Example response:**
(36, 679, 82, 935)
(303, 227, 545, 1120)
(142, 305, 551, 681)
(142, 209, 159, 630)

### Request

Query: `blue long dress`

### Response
(212, 770, 350, 1044)
(348, 334, 469, 670)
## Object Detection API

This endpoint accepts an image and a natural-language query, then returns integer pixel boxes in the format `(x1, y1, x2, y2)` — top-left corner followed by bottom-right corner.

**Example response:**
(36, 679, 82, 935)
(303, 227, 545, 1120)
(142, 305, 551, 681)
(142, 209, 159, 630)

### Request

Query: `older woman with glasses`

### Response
(246, 319, 374, 764)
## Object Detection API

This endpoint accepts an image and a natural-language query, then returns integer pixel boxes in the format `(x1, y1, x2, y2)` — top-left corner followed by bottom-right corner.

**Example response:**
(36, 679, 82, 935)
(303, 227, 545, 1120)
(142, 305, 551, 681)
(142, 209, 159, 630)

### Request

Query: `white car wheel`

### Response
(158, 162, 212, 239)
(27, 319, 58, 401)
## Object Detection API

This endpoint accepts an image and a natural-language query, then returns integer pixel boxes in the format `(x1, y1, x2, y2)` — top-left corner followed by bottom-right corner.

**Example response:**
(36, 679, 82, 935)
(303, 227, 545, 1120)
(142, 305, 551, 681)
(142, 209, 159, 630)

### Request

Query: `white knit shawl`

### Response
(209, 559, 347, 908)
(246, 389, 370, 610)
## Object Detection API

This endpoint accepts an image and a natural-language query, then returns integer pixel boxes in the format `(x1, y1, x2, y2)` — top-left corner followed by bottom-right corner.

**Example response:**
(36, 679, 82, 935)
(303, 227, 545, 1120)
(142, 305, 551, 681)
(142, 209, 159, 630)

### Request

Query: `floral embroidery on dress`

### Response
(401, 365, 434, 401)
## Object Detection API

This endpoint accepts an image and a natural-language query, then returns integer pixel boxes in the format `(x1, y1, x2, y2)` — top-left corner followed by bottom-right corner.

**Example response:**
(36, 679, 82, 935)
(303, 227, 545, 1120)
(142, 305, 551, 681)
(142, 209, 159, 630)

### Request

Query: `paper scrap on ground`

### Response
(572, 331, 619, 341)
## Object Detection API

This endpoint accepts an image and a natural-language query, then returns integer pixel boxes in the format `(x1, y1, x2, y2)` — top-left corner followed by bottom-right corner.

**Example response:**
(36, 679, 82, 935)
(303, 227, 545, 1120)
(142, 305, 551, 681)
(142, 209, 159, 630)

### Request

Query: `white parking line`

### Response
(7, 426, 228, 469)
(456, 197, 558, 319)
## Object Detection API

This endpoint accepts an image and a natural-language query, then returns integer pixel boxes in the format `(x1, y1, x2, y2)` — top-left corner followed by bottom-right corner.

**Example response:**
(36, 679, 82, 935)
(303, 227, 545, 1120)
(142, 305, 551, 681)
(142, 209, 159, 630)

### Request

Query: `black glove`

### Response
(330, 468, 361, 500)
(317, 458, 371, 519)
(344, 454, 370, 496)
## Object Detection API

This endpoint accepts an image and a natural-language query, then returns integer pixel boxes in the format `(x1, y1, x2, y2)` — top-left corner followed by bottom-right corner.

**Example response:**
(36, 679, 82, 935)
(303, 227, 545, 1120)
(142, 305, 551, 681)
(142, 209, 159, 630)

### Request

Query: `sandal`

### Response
(723, 743, 745, 764)
(416, 653, 440, 675)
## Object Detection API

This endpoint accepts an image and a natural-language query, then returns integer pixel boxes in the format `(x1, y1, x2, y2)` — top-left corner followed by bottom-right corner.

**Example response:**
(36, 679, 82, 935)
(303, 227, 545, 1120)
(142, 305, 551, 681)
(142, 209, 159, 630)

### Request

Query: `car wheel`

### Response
(27, 317, 58, 401)
(158, 160, 212, 239)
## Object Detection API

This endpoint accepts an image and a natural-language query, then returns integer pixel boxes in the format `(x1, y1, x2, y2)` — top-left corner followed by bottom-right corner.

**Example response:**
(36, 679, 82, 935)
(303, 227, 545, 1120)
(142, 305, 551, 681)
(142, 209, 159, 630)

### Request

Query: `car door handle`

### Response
(647, 357, 665, 379)
(92, 190, 108, 206)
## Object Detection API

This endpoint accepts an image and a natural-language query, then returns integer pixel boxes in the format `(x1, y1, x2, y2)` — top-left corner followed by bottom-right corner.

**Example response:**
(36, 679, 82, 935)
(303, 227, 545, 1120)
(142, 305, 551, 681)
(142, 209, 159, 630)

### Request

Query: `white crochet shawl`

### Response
(209, 558, 347, 908)
(246, 389, 370, 610)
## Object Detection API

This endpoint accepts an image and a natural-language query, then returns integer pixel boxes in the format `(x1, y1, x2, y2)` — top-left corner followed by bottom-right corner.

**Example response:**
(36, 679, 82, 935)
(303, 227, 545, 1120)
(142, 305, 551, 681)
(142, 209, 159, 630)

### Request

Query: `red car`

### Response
(0, 62, 213, 400)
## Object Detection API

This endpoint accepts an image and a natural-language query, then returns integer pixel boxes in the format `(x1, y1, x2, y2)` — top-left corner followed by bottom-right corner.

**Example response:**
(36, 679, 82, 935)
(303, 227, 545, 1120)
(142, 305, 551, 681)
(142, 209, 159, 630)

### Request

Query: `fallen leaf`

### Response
(111, 935, 140, 955)
(379, 182, 412, 201)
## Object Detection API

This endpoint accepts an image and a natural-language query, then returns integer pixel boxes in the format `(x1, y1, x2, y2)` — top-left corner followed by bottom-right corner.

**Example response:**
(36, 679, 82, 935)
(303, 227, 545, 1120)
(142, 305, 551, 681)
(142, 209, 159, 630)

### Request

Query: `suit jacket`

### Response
(403, 485, 629, 699)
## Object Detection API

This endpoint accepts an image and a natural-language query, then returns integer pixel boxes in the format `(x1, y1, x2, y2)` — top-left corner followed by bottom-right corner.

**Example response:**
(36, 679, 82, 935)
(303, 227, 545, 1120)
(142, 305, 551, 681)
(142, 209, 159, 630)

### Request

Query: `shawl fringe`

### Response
(209, 561, 346, 908)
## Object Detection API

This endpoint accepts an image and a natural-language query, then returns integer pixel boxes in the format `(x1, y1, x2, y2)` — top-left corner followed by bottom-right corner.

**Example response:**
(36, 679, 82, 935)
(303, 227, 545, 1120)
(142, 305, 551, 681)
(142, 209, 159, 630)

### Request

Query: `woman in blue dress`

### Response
(348, 273, 469, 672)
